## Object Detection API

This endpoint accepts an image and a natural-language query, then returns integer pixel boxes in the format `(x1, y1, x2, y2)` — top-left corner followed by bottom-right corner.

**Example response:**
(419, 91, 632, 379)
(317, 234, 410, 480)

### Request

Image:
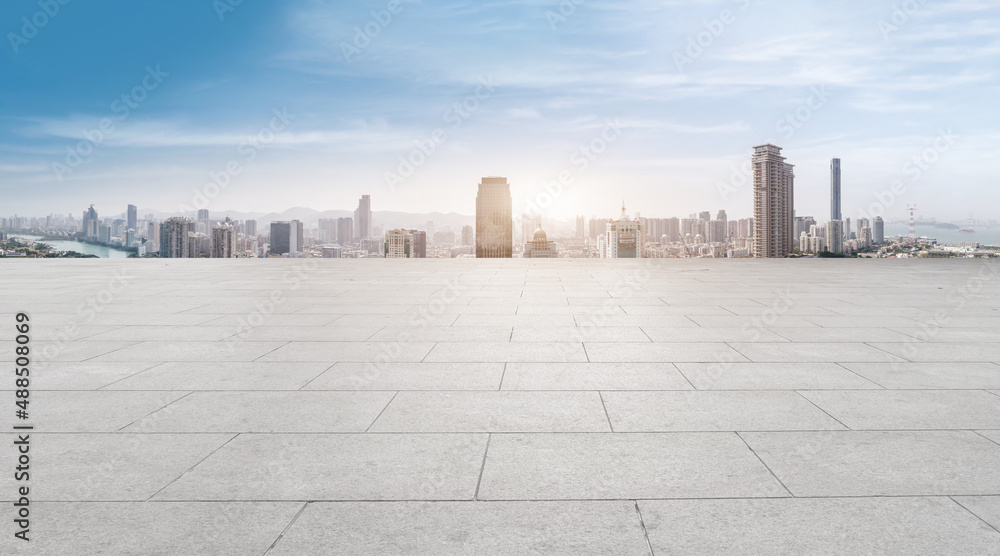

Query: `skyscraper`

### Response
(600, 202, 643, 258)
(681, 218, 704, 242)
(589, 218, 610, 240)
(212, 218, 237, 258)
(826, 220, 845, 254)
(856, 217, 869, 242)
(576, 215, 585, 238)
(874, 216, 885, 244)
(269, 220, 303, 255)
(384, 229, 413, 258)
(319, 218, 338, 244)
(707, 219, 727, 243)
(244, 219, 257, 238)
(708, 210, 728, 243)
(752, 144, 795, 258)
(146, 221, 160, 253)
(410, 230, 427, 258)
(461, 225, 474, 246)
(666, 217, 680, 242)
(830, 158, 842, 222)
(196, 209, 212, 237)
(127, 204, 137, 231)
(160, 217, 194, 258)
(476, 177, 512, 258)
(354, 195, 372, 240)
(858, 220, 873, 249)
(82, 205, 98, 239)
(337, 217, 354, 245)
(270, 222, 290, 255)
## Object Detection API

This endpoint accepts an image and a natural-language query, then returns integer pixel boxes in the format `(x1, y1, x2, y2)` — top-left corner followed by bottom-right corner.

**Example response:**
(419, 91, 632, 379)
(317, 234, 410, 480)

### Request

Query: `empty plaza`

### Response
(3, 258, 1000, 554)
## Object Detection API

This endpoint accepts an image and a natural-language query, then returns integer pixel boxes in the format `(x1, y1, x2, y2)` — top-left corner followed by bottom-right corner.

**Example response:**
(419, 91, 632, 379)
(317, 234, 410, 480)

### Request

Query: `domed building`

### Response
(523, 225, 557, 258)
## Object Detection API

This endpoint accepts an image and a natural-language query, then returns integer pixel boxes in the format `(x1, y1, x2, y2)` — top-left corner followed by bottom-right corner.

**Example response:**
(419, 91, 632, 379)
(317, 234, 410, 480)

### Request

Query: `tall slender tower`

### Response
(475, 177, 512, 258)
(830, 158, 842, 222)
(752, 144, 795, 258)
(354, 195, 372, 240)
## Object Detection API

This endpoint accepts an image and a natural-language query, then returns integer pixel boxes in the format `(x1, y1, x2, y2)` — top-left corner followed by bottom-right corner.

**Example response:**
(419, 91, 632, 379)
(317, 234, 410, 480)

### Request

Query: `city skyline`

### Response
(3, 3, 1000, 553)
(2, 1, 997, 220)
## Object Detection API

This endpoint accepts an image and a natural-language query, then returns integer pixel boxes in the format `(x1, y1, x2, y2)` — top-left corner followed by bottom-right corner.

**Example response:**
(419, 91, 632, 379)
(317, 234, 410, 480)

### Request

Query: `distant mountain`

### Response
(134, 208, 267, 221)
(371, 211, 474, 230)
(131, 207, 474, 231)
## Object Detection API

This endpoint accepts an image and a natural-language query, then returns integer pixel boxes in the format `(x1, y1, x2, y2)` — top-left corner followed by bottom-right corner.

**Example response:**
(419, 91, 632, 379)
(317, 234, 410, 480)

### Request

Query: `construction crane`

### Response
(680, 235, 694, 257)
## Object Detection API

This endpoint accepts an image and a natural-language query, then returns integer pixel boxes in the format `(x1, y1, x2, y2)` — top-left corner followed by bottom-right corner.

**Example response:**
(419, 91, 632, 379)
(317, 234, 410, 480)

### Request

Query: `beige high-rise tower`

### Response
(476, 177, 513, 258)
(752, 144, 795, 258)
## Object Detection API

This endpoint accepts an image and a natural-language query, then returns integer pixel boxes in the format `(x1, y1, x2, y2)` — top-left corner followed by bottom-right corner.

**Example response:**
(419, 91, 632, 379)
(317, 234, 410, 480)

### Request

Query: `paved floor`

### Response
(2, 258, 1000, 554)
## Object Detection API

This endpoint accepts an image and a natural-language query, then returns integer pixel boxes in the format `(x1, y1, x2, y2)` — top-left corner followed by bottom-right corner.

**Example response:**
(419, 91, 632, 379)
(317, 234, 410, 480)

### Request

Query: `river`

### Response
(9, 235, 131, 259)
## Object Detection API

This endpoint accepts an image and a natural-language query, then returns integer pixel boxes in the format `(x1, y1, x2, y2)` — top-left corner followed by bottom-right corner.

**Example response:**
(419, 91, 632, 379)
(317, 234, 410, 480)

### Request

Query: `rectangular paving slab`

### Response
(155, 433, 488, 501)
(269, 501, 650, 555)
(640, 497, 1000, 555)
(741, 430, 1000, 496)
(477, 432, 788, 500)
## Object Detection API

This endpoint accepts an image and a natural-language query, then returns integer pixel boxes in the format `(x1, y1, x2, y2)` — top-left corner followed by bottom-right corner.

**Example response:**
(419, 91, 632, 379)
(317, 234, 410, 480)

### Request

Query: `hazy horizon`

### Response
(2, 0, 997, 222)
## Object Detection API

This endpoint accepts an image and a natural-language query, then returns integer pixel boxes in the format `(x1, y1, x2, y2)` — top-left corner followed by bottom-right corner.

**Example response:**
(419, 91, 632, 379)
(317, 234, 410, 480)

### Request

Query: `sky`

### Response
(1, 0, 997, 223)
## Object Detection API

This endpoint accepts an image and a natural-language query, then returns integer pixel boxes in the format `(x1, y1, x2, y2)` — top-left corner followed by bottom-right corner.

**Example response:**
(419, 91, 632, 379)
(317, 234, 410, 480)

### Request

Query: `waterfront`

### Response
(883, 224, 1000, 246)
(10, 234, 131, 258)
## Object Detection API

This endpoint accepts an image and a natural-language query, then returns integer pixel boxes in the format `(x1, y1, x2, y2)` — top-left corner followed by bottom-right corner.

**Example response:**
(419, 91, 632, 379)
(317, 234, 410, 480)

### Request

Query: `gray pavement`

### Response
(2, 258, 1000, 554)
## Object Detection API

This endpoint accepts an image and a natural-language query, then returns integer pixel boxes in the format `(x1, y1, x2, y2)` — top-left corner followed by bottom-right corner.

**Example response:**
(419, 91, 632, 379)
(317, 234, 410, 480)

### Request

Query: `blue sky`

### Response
(1, 0, 997, 222)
